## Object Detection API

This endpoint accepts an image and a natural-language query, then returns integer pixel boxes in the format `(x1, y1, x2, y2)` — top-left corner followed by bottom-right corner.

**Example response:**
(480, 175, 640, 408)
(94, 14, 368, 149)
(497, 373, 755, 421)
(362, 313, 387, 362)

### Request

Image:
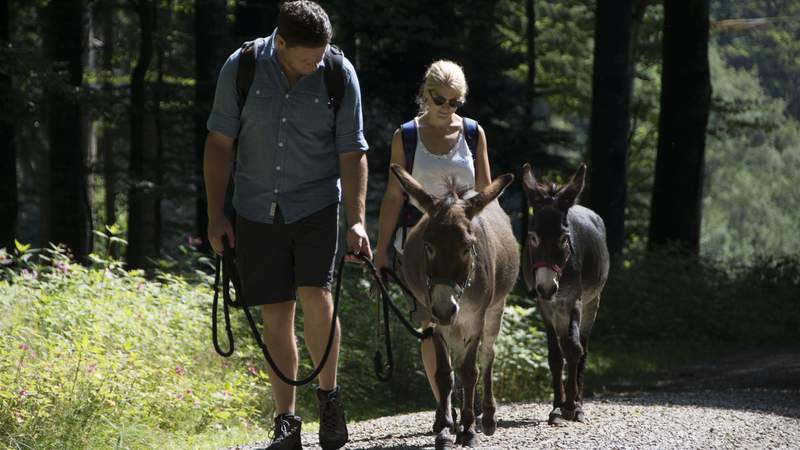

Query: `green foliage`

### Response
(702, 47, 800, 262)
(493, 302, 549, 402)
(595, 250, 800, 344)
(0, 247, 272, 449)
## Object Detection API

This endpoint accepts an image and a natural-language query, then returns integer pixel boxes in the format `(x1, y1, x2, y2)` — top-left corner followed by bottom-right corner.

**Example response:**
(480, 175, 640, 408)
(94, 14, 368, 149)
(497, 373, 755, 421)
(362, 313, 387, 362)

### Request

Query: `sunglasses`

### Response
(429, 90, 465, 109)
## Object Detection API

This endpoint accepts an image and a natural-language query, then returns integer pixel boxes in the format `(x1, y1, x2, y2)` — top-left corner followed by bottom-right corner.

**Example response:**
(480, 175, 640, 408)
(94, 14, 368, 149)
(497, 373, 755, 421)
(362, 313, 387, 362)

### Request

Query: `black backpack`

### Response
(223, 38, 347, 221)
(396, 117, 480, 246)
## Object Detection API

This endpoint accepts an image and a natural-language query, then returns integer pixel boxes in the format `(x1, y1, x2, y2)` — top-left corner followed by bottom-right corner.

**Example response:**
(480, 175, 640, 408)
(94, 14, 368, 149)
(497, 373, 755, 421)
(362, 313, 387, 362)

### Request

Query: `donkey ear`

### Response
(390, 163, 435, 213)
(465, 173, 514, 219)
(522, 163, 545, 206)
(557, 163, 587, 209)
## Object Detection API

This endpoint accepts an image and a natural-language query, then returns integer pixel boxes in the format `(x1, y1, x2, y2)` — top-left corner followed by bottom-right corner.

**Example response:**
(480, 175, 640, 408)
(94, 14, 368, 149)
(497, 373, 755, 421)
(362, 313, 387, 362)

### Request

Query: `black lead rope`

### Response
(211, 242, 433, 385)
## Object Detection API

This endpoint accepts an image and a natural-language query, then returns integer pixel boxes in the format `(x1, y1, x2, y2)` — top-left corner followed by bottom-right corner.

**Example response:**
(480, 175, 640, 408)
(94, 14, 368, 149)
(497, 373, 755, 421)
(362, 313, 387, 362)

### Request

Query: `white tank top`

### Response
(409, 117, 476, 208)
(395, 117, 476, 252)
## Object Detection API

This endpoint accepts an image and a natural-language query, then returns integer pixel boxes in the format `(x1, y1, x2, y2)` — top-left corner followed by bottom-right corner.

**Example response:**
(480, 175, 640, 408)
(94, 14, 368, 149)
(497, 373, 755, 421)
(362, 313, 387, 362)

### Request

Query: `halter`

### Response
(527, 230, 574, 278)
(426, 243, 478, 303)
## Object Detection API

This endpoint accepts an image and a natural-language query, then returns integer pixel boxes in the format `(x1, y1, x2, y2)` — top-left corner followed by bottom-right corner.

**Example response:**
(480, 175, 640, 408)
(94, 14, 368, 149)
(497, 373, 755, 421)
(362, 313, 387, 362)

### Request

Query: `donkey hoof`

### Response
(573, 408, 587, 423)
(456, 428, 479, 447)
(548, 408, 566, 426)
(482, 415, 497, 436)
(435, 430, 455, 450)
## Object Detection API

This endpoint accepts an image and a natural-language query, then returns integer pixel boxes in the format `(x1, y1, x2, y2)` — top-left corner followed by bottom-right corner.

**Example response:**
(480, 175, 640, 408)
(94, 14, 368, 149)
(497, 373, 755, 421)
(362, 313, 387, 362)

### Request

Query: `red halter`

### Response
(531, 260, 563, 276)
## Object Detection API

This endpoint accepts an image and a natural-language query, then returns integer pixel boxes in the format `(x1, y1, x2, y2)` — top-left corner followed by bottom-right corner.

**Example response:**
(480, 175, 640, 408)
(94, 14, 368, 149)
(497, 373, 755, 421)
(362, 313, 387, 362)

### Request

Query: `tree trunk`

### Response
(234, 0, 279, 43)
(0, 0, 16, 252)
(126, 0, 159, 269)
(521, 0, 536, 239)
(648, 0, 712, 254)
(44, 0, 92, 260)
(588, 0, 633, 262)
(99, 0, 116, 230)
(195, 0, 230, 253)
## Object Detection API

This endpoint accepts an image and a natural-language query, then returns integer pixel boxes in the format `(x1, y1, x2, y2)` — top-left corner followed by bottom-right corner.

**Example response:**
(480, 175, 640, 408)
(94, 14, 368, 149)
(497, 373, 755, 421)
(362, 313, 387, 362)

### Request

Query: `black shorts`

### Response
(235, 203, 339, 305)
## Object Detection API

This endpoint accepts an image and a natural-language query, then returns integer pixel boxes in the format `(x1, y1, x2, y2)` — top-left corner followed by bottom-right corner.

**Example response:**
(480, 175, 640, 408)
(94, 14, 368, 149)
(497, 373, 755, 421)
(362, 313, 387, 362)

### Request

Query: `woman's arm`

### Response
(474, 124, 491, 191)
(375, 129, 408, 268)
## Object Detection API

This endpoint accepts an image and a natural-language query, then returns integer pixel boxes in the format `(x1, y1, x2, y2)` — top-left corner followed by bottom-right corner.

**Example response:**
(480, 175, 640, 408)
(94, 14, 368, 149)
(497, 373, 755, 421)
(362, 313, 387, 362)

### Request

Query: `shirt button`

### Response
(276, 166, 281, 171)
(285, 94, 289, 99)
(281, 117, 287, 123)
(278, 142, 284, 147)
(314, 98, 319, 103)
(255, 89, 260, 95)
(274, 188, 279, 194)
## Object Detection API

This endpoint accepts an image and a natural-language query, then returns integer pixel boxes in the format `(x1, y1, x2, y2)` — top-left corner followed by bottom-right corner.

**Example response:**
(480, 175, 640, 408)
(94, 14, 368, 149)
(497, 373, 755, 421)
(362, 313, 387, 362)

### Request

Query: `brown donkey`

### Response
(391, 164, 519, 449)
(521, 163, 609, 425)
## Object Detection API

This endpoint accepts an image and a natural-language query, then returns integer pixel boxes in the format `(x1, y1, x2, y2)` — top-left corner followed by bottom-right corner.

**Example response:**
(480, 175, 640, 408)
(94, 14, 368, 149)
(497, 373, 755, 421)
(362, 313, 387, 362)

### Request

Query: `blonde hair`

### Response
(416, 60, 468, 114)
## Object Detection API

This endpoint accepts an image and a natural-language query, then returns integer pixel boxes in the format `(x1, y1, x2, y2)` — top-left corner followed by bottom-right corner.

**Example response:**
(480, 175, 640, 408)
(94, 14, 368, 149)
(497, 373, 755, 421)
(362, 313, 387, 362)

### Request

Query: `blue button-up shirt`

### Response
(207, 30, 369, 224)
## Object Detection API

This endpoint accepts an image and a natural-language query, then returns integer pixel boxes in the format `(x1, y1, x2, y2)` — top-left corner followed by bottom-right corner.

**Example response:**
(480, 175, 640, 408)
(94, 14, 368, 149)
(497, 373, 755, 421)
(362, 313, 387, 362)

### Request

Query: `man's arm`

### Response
(204, 131, 236, 254)
(339, 150, 371, 259)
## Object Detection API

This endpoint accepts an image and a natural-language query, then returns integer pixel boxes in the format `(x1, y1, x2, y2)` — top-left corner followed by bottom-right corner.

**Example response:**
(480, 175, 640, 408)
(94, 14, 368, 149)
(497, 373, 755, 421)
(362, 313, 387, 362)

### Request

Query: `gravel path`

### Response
(234, 349, 800, 449)
(234, 389, 800, 449)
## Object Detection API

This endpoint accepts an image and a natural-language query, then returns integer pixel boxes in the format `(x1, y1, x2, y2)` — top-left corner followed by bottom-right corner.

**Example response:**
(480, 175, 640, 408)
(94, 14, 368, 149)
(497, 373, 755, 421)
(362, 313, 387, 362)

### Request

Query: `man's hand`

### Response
(208, 215, 236, 255)
(346, 222, 372, 263)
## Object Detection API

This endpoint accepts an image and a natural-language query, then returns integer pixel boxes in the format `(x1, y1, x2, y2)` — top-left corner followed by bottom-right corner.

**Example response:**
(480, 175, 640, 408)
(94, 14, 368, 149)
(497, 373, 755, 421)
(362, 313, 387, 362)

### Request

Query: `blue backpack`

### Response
(397, 117, 480, 246)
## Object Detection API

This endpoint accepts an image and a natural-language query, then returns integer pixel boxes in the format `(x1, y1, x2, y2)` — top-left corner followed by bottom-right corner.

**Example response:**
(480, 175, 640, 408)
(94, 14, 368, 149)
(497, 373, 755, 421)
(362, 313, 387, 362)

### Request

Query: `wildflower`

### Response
(87, 363, 97, 373)
(56, 262, 69, 274)
(19, 343, 29, 351)
(186, 389, 193, 396)
(248, 366, 258, 376)
(175, 365, 185, 376)
(187, 236, 203, 247)
(18, 389, 29, 399)
(21, 269, 38, 279)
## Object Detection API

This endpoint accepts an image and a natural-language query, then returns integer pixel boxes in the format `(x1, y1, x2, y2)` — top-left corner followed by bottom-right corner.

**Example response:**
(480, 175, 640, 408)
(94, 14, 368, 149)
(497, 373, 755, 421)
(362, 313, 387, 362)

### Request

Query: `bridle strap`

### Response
(531, 260, 563, 276)
(425, 244, 478, 301)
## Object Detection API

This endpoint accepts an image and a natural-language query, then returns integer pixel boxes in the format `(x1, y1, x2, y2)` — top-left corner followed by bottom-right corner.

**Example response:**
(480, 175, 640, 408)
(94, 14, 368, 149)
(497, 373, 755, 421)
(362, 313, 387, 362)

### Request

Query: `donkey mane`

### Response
(434, 176, 472, 208)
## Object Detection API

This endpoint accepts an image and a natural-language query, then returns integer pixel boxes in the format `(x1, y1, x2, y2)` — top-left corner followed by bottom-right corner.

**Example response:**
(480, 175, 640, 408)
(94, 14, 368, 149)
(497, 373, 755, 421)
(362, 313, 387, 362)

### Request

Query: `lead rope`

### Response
(211, 242, 433, 384)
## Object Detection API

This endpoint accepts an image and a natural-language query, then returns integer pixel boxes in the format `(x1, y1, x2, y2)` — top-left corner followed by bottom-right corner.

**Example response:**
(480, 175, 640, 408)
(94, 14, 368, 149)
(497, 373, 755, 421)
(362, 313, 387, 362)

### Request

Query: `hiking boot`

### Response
(316, 386, 348, 450)
(265, 413, 302, 450)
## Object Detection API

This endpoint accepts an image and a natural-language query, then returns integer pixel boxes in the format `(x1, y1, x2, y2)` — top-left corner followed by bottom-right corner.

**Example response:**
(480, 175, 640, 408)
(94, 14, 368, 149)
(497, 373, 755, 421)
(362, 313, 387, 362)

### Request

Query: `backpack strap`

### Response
(398, 119, 422, 246)
(462, 117, 479, 160)
(400, 119, 417, 172)
(323, 44, 346, 115)
(236, 39, 258, 110)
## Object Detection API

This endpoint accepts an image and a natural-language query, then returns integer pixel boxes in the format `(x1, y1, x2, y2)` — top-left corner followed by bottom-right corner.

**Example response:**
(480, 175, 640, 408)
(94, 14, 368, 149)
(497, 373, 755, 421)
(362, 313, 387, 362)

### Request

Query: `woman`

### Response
(374, 59, 491, 403)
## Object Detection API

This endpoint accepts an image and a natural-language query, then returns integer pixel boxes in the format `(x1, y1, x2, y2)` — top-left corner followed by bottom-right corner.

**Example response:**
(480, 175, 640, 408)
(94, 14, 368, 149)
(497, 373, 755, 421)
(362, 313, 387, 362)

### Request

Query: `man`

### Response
(203, 2, 370, 449)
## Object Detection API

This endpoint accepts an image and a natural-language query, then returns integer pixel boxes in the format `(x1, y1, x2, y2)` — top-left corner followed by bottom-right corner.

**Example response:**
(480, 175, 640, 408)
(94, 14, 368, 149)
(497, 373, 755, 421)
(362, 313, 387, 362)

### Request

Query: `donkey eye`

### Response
(528, 232, 540, 248)
(560, 235, 570, 248)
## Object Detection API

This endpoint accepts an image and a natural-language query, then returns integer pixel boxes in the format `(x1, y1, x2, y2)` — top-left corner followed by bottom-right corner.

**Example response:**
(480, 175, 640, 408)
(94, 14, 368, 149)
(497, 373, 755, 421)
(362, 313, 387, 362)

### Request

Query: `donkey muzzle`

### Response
(429, 284, 460, 325)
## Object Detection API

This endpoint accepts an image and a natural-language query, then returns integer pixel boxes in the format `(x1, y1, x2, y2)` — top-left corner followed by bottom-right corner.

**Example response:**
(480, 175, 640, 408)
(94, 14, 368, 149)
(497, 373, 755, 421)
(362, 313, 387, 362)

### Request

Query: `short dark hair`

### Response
(277, 1, 332, 48)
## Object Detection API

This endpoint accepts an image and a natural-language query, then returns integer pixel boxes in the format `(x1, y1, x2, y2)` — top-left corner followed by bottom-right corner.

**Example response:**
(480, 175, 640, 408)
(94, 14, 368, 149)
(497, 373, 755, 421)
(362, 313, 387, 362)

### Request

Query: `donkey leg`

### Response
(545, 324, 566, 426)
(572, 334, 589, 423)
(479, 304, 504, 436)
(456, 341, 480, 447)
(431, 333, 456, 449)
(562, 308, 584, 422)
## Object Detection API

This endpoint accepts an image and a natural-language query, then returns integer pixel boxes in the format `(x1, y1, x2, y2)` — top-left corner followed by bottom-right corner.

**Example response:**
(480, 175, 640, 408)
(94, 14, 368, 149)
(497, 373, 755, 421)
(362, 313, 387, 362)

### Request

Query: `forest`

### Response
(1, 1, 799, 449)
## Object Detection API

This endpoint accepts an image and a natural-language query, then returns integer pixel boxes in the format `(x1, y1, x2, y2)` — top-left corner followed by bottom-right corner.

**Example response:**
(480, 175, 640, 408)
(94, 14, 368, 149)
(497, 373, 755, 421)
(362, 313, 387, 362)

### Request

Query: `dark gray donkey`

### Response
(521, 163, 609, 425)
(391, 164, 520, 449)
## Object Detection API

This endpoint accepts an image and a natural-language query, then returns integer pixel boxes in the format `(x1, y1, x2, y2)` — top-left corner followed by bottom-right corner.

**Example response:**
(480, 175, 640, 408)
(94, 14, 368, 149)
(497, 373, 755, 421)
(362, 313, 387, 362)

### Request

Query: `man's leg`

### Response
(298, 287, 340, 390)
(260, 301, 299, 415)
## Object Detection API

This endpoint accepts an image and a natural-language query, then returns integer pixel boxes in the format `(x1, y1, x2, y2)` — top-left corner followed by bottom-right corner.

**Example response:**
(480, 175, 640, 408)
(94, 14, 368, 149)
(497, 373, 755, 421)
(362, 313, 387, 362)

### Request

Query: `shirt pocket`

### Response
(293, 90, 334, 133)
(241, 85, 280, 127)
